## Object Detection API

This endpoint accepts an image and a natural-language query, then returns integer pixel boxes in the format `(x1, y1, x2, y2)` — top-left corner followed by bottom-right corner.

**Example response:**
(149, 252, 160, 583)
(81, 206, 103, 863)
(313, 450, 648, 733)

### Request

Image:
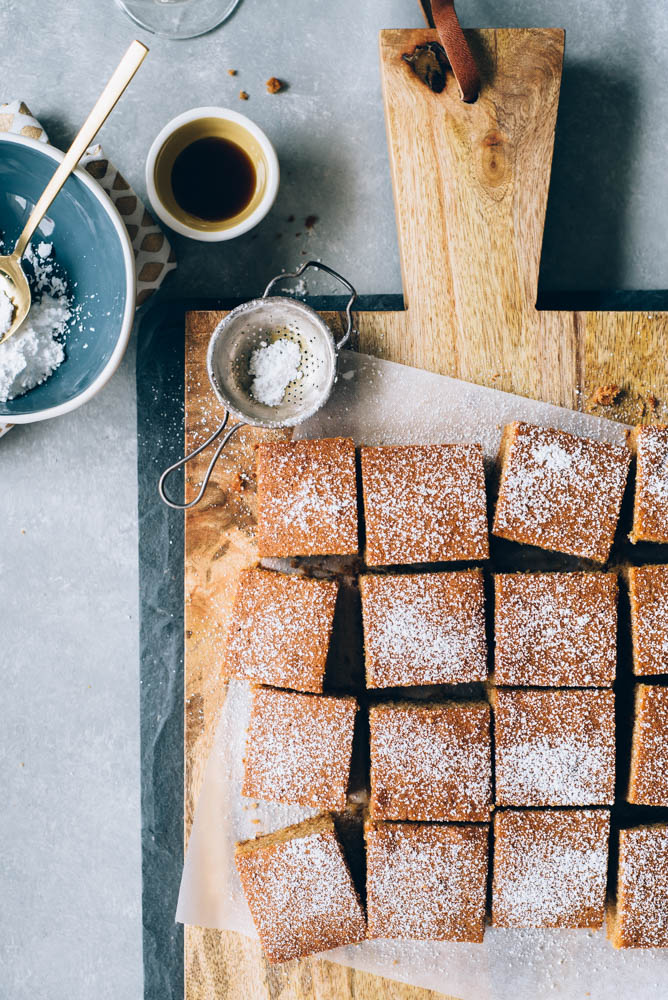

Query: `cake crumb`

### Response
(228, 68, 237, 76)
(589, 383, 621, 408)
(239, 90, 249, 100)
(266, 76, 283, 94)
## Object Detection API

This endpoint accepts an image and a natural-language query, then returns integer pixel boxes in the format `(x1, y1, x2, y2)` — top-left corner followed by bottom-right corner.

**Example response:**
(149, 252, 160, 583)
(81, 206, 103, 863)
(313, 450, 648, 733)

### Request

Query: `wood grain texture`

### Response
(184, 28, 667, 1000)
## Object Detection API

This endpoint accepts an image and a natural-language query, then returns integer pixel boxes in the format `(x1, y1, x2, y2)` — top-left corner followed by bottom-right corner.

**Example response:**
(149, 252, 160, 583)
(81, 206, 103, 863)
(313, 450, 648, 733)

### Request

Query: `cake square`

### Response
(493, 689, 616, 807)
(492, 421, 630, 562)
(256, 436, 358, 558)
(494, 571, 617, 686)
(628, 564, 668, 676)
(368, 700, 492, 821)
(492, 809, 610, 929)
(242, 686, 358, 810)
(360, 443, 488, 566)
(608, 824, 668, 948)
(627, 684, 668, 806)
(223, 567, 338, 692)
(235, 814, 366, 963)
(360, 569, 487, 688)
(365, 820, 489, 942)
(630, 424, 668, 543)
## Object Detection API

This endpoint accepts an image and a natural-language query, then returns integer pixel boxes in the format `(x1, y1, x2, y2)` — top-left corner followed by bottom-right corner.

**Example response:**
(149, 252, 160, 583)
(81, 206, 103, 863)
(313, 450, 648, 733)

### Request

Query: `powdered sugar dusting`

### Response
(633, 426, 668, 541)
(493, 810, 610, 928)
(361, 570, 487, 687)
(249, 337, 302, 406)
(628, 685, 668, 805)
(366, 822, 488, 942)
(369, 702, 492, 821)
(494, 571, 618, 686)
(361, 443, 489, 565)
(0, 242, 72, 402)
(242, 687, 357, 810)
(629, 565, 668, 675)
(256, 437, 358, 557)
(495, 689, 616, 806)
(224, 567, 338, 692)
(493, 422, 630, 561)
(235, 819, 366, 963)
(615, 825, 668, 947)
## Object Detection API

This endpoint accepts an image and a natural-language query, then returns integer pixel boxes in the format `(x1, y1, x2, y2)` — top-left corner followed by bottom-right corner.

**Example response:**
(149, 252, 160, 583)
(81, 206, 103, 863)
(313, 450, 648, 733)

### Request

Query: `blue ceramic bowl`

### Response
(0, 133, 135, 423)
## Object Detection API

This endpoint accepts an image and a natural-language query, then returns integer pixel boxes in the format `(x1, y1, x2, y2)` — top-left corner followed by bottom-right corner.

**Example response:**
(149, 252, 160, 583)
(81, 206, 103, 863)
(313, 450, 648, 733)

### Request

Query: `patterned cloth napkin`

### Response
(0, 99, 177, 435)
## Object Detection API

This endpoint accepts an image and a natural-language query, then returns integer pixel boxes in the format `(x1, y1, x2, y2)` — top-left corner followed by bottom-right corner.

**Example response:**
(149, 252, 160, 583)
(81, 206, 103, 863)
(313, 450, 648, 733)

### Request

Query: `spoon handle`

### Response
(14, 39, 148, 258)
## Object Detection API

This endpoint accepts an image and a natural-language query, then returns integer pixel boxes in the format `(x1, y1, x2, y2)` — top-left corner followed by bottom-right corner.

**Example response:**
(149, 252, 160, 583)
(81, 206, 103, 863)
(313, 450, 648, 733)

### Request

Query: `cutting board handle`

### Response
(422, 0, 480, 101)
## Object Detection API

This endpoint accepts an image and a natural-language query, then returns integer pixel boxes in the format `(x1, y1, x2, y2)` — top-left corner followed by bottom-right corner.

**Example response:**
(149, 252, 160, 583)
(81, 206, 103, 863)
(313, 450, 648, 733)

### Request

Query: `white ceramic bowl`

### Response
(145, 107, 280, 242)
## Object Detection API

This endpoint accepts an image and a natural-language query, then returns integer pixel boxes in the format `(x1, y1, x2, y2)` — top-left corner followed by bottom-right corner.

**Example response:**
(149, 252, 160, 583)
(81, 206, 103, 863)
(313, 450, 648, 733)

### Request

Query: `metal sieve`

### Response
(159, 260, 357, 509)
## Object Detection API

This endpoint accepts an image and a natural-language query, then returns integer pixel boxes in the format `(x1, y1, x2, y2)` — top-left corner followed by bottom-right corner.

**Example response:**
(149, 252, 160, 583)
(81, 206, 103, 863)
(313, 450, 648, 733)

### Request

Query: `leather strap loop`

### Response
(429, 0, 480, 102)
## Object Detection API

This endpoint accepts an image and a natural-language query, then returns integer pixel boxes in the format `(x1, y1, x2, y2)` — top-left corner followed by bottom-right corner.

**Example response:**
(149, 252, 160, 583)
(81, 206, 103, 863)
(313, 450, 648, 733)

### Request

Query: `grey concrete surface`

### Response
(1, 1, 668, 998)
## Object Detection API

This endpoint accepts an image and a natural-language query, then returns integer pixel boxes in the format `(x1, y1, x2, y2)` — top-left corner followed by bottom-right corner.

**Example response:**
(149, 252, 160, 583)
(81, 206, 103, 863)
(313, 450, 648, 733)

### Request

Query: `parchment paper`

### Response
(176, 351, 668, 1000)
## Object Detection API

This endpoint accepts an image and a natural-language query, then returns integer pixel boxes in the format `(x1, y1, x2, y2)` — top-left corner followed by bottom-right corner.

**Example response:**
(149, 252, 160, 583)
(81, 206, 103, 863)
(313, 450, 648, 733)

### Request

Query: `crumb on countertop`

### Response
(239, 90, 249, 100)
(589, 383, 622, 408)
(305, 214, 318, 229)
(228, 68, 237, 76)
(266, 76, 284, 94)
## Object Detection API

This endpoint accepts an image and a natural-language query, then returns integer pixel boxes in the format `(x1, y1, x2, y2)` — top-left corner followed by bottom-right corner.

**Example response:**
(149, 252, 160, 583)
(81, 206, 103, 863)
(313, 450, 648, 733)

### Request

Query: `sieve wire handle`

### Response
(262, 260, 357, 348)
(158, 413, 245, 510)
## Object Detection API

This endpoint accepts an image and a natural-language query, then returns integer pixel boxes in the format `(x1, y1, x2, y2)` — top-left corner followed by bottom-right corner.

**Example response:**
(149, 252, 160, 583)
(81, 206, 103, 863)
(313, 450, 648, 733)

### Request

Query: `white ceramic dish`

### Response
(145, 106, 279, 242)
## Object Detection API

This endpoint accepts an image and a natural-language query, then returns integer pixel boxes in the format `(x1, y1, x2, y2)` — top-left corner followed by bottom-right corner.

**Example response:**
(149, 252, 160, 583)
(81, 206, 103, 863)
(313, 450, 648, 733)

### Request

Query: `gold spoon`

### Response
(0, 39, 148, 345)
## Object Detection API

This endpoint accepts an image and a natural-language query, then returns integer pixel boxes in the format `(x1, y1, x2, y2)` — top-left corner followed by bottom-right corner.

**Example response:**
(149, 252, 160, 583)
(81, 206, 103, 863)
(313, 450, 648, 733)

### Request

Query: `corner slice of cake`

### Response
(359, 443, 489, 566)
(630, 424, 668, 543)
(365, 820, 489, 942)
(627, 684, 668, 806)
(256, 436, 358, 558)
(368, 700, 492, 822)
(242, 686, 358, 810)
(492, 421, 630, 562)
(628, 564, 668, 676)
(492, 808, 610, 929)
(493, 688, 615, 807)
(223, 567, 338, 692)
(234, 814, 366, 963)
(360, 569, 487, 688)
(494, 571, 617, 686)
(608, 824, 668, 948)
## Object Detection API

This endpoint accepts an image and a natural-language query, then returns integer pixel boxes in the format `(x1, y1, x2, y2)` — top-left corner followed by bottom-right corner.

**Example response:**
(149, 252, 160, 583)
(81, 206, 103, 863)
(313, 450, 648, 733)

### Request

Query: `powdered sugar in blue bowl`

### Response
(0, 133, 135, 423)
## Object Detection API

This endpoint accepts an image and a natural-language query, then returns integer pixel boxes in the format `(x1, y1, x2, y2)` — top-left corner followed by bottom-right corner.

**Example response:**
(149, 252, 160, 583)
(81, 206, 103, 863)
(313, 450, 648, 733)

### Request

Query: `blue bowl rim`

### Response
(0, 132, 136, 423)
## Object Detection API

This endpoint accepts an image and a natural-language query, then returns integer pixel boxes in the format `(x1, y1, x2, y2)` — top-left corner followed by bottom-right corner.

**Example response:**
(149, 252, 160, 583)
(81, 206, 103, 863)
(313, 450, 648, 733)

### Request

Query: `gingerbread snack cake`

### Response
(630, 424, 668, 543)
(492, 808, 610, 929)
(235, 814, 366, 963)
(493, 422, 630, 562)
(627, 683, 668, 806)
(223, 567, 338, 692)
(360, 569, 487, 688)
(360, 443, 488, 566)
(256, 436, 358, 557)
(628, 564, 668, 676)
(608, 824, 668, 948)
(494, 571, 618, 687)
(493, 688, 615, 807)
(242, 686, 358, 810)
(365, 820, 489, 942)
(369, 700, 492, 822)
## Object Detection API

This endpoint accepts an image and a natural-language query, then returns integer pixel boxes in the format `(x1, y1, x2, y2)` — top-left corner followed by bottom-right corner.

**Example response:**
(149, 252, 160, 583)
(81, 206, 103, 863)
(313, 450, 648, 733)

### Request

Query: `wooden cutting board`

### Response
(183, 28, 667, 1000)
